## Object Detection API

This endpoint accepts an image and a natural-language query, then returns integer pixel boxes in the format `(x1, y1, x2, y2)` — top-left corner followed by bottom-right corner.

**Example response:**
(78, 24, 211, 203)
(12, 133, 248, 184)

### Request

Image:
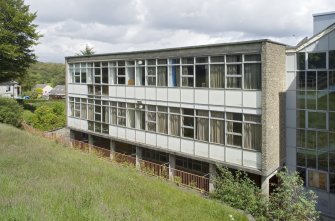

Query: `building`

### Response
(49, 85, 66, 99)
(0, 81, 21, 98)
(66, 40, 286, 195)
(33, 84, 53, 96)
(286, 11, 335, 218)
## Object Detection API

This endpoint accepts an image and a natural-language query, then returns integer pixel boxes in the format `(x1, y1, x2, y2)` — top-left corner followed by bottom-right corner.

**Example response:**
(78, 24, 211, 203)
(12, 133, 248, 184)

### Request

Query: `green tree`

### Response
(268, 168, 319, 221)
(77, 45, 95, 56)
(0, 0, 40, 82)
(0, 98, 23, 127)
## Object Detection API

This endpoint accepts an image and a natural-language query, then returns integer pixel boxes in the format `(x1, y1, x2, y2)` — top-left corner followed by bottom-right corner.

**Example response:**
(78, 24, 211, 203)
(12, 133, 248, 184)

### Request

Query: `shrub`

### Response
(0, 98, 23, 127)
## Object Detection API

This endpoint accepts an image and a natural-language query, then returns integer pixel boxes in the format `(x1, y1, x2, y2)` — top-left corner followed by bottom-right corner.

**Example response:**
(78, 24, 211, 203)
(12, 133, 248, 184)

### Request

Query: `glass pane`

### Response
(211, 56, 224, 63)
(296, 91, 305, 109)
(227, 64, 241, 75)
(308, 112, 327, 130)
(317, 71, 327, 90)
(182, 66, 194, 76)
(196, 57, 208, 63)
(297, 52, 306, 70)
(308, 170, 326, 190)
(243, 123, 261, 151)
(330, 152, 335, 172)
(330, 113, 335, 131)
(226, 112, 242, 121)
(226, 55, 242, 62)
(182, 57, 194, 64)
(227, 134, 242, 147)
(297, 71, 305, 89)
(306, 130, 316, 149)
(210, 119, 224, 144)
(308, 52, 326, 69)
(227, 121, 242, 134)
(296, 110, 305, 128)
(330, 51, 335, 69)
(210, 64, 225, 88)
(306, 151, 316, 168)
(317, 91, 328, 110)
(183, 116, 194, 127)
(183, 128, 194, 138)
(244, 63, 261, 89)
(196, 118, 209, 141)
(157, 66, 168, 86)
(195, 65, 209, 87)
(296, 129, 306, 148)
(330, 91, 335, 111)
(227, 77, 241, 88)
(306, 71, 316, 90)
(318, 151, 328, 172)
(244, 54, 261, 61)
(317, 131, 329, 151)
(297, 149, 306, 167)
(306, 91, 316, 110)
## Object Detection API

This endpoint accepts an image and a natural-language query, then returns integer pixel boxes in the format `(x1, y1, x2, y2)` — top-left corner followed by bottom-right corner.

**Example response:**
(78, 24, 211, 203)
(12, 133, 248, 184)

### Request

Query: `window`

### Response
(101, 101, 109, 124)
(94, 62, 101, 84)
(195, 57, 209, 88)
(109, 62, 117, 84)
(157, 66, 168, 86)
(210, 64, 225, 88)
(117, 102, 126, 126)
(74, 98, 80, 118)
(135, 104, 145, 130)
(80, 63, 87, 83)
(169, 107, 180, 136)
(308, 52, 326, 69)
(169, 58, 180, 87)
(182, 108, 194, 138)
(308, 170, 327, 190)
(110, 101, 117, 125)
(146, 105, 156, 132)
(69, 97, 74, 117)
(101, 62, 108, 84)
(88, 99, 94, 121)
(226, 112, 242, 147)
(297, 71, 306, 89)
(80, 98, 87, 119)
(181, 57, 194, 87)
(244, 63, 261, 89)
(157, 106, 168, 134)
(94, 100, 101, 122)
(226, 57, 242, 89)
(74, 64, 80, 83)
(136, 60, 145, 86)
(307, 111, 327, 130)
(330, 51, 335, 69)
(297, 52, 306, 70)
(210, 111, 225, 144)
(127, 103, 135, 128)
(147, 66, 156, 86)
(126, 61, 135, 85)
(117, 61, 126, 85)
(243, 114, 262, 151)
(195, 110, 209, 141)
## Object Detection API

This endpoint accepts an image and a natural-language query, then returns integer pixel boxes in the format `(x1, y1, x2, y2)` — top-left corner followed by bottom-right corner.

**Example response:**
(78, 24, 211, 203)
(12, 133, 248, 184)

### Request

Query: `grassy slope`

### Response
(0, 124, 247, 221)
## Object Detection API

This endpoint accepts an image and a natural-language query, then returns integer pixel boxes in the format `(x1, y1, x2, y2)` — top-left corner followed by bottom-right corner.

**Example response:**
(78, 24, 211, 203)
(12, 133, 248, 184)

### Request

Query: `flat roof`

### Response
(65, 39, 286, 60)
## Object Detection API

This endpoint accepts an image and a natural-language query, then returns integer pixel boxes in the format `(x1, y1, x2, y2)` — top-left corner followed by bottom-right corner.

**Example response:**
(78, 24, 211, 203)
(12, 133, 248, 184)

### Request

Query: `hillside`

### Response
(0, 124, 247, 221)
(20, 62, 65, 91)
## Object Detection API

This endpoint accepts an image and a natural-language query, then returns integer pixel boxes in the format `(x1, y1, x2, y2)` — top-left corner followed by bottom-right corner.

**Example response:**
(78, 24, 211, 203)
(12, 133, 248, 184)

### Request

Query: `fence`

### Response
(22, 123, 209, 193)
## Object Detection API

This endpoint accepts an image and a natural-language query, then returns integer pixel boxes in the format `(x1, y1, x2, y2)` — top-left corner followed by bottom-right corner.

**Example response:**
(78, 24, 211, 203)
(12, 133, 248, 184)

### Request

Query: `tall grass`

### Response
(0, 124, 247, 221)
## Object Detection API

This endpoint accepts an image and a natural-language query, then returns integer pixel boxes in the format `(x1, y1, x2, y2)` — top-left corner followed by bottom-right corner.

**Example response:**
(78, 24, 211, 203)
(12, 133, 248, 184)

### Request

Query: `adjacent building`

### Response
(49, 85, 66, 99)
(33, 84, 53, 96)
(0, 81, 21, 98)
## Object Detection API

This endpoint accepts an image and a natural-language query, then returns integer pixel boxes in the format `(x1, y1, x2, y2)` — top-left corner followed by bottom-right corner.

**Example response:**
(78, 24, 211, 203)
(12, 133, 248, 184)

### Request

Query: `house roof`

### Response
(0, 80, 19, 86)
(49, 85, 66, 95)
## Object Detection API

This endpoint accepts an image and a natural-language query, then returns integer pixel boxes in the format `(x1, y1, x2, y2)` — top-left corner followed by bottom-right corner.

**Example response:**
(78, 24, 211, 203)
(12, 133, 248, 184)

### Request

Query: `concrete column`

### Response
(69, 130, 75, 147)
(88, 134, 93, 154)
(169, 154, 176, 180)
(209, 163, 216, 193)
(261, 175, 271, 197)
(136, 146, 142, 169)
(110, 140, 116, 161)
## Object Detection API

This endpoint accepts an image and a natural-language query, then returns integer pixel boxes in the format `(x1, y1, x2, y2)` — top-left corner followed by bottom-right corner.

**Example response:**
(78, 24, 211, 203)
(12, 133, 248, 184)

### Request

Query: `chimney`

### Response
(313, 11, 335, 34)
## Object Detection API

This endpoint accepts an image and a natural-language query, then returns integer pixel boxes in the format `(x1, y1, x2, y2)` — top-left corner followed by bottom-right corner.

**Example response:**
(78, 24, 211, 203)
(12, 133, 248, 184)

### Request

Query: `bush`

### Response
(0, 98, 23, 127)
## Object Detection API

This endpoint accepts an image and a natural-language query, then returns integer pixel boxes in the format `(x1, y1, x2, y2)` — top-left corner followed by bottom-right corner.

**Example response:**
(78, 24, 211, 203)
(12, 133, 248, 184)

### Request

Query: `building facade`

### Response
(286, 12, 335, 218)
(66, 40, 286, 194)
(0, 81, 21, 98)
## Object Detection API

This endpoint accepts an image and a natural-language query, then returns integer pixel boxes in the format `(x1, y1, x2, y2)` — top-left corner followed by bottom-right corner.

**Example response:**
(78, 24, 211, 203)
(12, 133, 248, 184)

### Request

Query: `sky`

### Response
(25, 0, 335, 63)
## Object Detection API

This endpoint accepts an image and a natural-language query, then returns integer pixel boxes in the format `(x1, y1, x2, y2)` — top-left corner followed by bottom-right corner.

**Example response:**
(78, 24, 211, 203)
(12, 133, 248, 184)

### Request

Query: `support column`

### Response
(69, 130, 75, 147)
(88, 134, 93, 154)
(110, 140, 116, 161)
(136, 146, 142, 169)
(209, 164, 216, 193)
(261, 175, 271, 197)
(169, 154, 176, 180)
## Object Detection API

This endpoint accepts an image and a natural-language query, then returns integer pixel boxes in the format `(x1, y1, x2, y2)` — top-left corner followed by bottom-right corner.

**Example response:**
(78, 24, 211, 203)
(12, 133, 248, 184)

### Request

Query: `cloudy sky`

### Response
(25, 0, 334, 63)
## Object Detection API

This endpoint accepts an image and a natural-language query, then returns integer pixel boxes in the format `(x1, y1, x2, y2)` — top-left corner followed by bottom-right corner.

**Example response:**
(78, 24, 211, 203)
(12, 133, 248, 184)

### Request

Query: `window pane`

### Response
(211, 56, 224, 63)
(308, 170, 327, 190)
(296, 110, 305, 128)
(306, 71, 316, 90)
(330, 112, 335, 131)
(317, 71, 327, 90)
(244, 63, 261, 89)
(330, 51, 335, 69)
(308, 112, 327, 130)
(297, 71, 305, 89)
(306, 151, 316, 168)
(183, 128, 194, 138)
(330, 91, 335, 111)
(227, 121, 242, 134)
(296, 91, 305, 109)
(308, 52, 326, 69)
(210, 119, 224, 144)
(157, 113, 168, 134)
(330, 152, 335, 172)
(318, 151, 328, 171)
(226, 55, 241, 62)
(182, 57, 194, 64)
(196, 57, 208, 63)
(195, 65, 209, 87)
(183, 116, 194, 127)
(227, 77, 241, 88)
(297, 52, 306, 70)
(306, 91, 316, 110)
(210, 64, 224, 88)
(297, 149, 306, 167)
(317, 91, 328, 110)
(227, 134, 242, 147)
(196, 118, 209, 141)
(157, 66, 168, 86)
(296, 129, 306, 148)
(227, 64, 241, 75)
(306, 130, 317, 149)
(169, 115, 180, 136)
(244, 54, 261, 61)
(243, 123, 262, 151)
(226, 112, 242, 121)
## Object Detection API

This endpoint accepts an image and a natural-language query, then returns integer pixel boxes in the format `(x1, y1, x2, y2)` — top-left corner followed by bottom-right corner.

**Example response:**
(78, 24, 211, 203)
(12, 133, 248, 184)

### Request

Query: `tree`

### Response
(77, 44, 95, 56)
(0, 0, 41, 82)
(269, 168, 319, 221)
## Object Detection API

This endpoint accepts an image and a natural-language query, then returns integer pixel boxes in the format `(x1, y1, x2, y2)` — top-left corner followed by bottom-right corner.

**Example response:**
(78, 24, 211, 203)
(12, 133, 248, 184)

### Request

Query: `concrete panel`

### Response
(243, 150, 261, 169)
(315, 35, 329, 51)
(209, 90, 225, 106)
(209, 144, 225, 162)
(157, 88, 168, 101)
(118, 127, 126, 139)
(329, 30, 335, 50)
(146, 132, 157, 146)
(243, 108, 261, 115)
(194, 90, 209, 105)
(305, 42, 316, 52)
(286, 53, 296, 72)
(67, 117, 74, 128)
(286, 90, 296, 110)
(136, 130, 146, 144)
(126, 87, 135, 99)
(286, 128, 296, 147)
(117, 86, 126, 98)
(168, 88, 180, 102)
(168, 137, 180, 151)
(226, 90, 242, 107)
(109, 86, 117, 97)
(181, 139, 194, 155)
(285, 146, 296, 169)
(225, 147, 242, 165)
(126, 128, 136, 141)
(286, 71, 296, 91)
(181, 89, 194, 103)
(73, 84, 88, 95)
(156, 134, 168, 149)
(110, 125, 117, 137)
(80, 120, 88, 131)
(135, 87, 145, 100)
(243, 91, 261, 108)
(286, 109, 296, 128)
(146, 87, 156, 100)
(194, 141, 209, 158)
(67, 84, 74, 94)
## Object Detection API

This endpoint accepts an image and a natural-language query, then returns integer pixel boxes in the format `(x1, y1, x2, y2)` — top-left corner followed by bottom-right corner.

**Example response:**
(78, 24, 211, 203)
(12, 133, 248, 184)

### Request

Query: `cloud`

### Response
(25, 0, 335, 63)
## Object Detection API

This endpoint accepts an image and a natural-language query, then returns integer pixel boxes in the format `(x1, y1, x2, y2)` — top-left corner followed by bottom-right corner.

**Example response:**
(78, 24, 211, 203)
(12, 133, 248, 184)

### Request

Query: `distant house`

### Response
(0, 81, 21, 98)
(33, 84, 53, 96)
(49, 85, 66, 99)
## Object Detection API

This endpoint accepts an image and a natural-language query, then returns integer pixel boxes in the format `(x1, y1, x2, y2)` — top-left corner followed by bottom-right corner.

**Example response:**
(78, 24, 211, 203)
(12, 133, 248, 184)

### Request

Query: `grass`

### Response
(0, 124, 248, 221)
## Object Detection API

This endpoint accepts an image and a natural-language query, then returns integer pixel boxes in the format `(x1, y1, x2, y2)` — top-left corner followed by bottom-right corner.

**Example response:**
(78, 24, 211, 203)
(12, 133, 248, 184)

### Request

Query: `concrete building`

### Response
(286, 11, 335, 219)
(65, 40, 286, 195)
(0, 81, 21, 98)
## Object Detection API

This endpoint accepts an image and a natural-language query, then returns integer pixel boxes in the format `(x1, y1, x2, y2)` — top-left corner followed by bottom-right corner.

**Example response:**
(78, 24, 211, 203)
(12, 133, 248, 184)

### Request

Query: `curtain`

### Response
(170, 115, 180, 136)
(127, 109, 135, 128)
(210, 64, 224, 88)
(111, 107, 117, 124)
(196, 118, 209, 141)
(88, 104, 94, 120)
(158, 113, 168, 134)
(227, 77, 241, 88)
(81, 103, 87, 119)
(157, 66, 168, 86)
(210, 119, 224, 144)
(243, 123, 262, 151)
(244, 63, 261, 89)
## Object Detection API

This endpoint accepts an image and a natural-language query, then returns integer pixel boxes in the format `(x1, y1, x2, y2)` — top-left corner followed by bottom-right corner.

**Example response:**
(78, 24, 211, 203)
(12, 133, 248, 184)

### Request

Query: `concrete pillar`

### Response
(69, 130, 75, 147)
(261, 175, 271, 197)
(169, 154, 176, 180)
(209, 163, 216, 193)
(136, 146, 142, 169)
(110, 140, 116, 161)
(88, 134, 93, 154)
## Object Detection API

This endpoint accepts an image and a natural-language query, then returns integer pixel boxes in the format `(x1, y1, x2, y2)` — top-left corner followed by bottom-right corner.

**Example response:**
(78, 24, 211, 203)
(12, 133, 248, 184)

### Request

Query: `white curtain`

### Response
(127, 109, 135, 128)
(244, 63, 261, 89)
(196, 118, 208, 141)
(170, 115, 180, 136)
(88, 104, 94, 120)
(210, 64, 224, 88)
(210, 119, 224, 144)
(243, 123, 261, 151)
(158, 113, 168, 134)
(157, 66, 168, 86)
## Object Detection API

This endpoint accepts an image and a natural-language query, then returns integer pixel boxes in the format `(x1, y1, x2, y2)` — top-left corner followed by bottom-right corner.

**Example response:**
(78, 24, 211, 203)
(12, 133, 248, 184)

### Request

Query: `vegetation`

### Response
(20, 62, 65, 91)
(22, 100, 66, 131)
(77, 44, 95, 56)
(0, 98, 23, 127)
(0, 0, 40, 82)
(0, 124, 248, 221)
(211, 166, 319, 220)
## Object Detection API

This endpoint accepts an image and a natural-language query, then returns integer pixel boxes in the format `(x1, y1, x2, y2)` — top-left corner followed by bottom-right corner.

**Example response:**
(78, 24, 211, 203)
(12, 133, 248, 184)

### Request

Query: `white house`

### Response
(0, 81, 21, 98)
(33, 84, 53, 96)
